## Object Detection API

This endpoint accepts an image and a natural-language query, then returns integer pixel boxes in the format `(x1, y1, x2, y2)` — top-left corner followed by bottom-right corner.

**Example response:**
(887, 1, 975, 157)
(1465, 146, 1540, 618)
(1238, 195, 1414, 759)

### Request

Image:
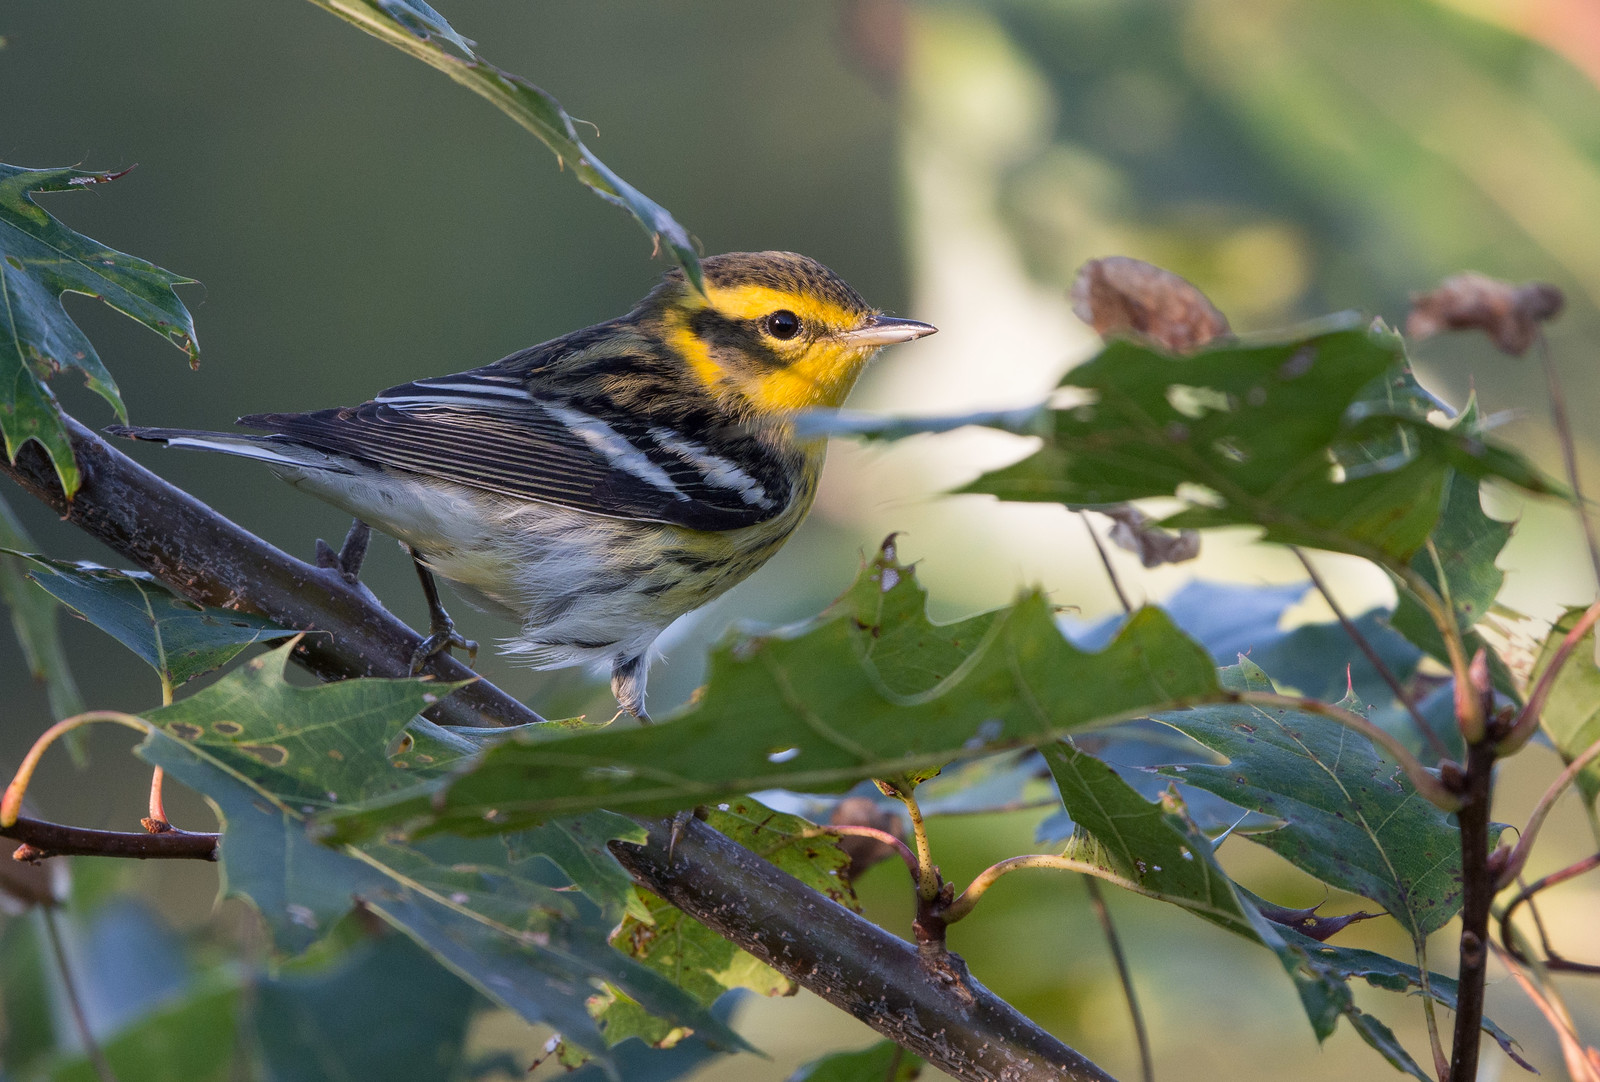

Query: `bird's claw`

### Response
(409, 619, 479, 675)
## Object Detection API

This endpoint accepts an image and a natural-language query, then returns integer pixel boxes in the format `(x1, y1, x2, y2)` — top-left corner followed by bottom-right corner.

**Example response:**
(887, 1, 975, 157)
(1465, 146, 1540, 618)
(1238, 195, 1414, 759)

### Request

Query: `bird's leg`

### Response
(609, 654, 652, 723)
(315, 518, 372, 583)
(406, 545, 478, 674)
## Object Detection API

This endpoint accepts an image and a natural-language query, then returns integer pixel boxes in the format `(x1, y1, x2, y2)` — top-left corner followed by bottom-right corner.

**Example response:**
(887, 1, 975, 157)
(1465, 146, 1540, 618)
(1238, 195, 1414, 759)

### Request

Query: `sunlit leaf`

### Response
(319, 543, 1221, 840)
(12, 554, 293, 688)
(1531, 606, 1600, 809)
(603, 799, 854, 1046)
(0, 164, 197, 495)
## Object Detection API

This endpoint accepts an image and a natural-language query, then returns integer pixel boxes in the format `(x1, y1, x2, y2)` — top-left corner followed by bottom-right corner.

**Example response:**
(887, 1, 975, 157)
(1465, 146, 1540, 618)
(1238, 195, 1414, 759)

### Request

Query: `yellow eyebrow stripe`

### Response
(703, 283, 859, 330)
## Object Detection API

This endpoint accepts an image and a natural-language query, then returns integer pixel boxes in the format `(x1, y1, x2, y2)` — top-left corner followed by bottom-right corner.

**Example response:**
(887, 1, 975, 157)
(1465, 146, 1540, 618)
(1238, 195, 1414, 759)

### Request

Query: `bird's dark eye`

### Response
(764, 310, 801, 340)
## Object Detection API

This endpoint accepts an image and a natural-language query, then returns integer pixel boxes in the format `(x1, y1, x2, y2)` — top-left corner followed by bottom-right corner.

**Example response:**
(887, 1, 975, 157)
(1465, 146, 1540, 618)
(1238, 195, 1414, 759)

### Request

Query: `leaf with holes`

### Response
(1154, 660, 1467, 940)
(0, 164, 197, 496)
(1043, 741, 1515, 1076)
(11, 553, 292, 688)
(318, 541, 1222, 840)
(962, 318, 1555, 563)
(134, 647, 742, 1063)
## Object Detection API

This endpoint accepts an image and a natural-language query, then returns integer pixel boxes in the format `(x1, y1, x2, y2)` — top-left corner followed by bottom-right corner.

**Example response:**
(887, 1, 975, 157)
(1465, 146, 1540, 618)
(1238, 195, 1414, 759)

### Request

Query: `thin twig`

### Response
(1291, 547, 1450, 760)
(41, 905, 120, 1082)
(1539, 336, 1600, 591)
(1084, 877, 1153, 1082)
(1497, 730, 1600, 888)
(3, 816, 219, 861)
(1080, 512, 1134, 614)
(1446, 740, 1496, 1082)
(1490, 938, 1600, 1082)
(1500, 853, 1600, 975)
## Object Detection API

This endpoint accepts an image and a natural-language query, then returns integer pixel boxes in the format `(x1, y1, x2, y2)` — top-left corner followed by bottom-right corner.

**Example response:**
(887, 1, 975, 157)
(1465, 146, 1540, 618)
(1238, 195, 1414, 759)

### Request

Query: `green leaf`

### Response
(788, 1040, 925, 1082)
(320, 543, 1221, 839)
(1532, 606, 1600, 808)
(1042, 740, 1401, 1067)
(962, 321, 1554, 563)
(47, 979, 238, 1082)
(1044, 740, 1514, 1076)
(1154, 661, 1465, 940)
(1044, 742, 1259, 939)
(306, 2, 703, 293)
(133, 647, 740, 1062)
(0, 164, 197, 496)
(12, 554, 294, 688)
(254, 931, 479, 1082)
(1387, 430, 1518, 697)
(0, 496, 83, 721)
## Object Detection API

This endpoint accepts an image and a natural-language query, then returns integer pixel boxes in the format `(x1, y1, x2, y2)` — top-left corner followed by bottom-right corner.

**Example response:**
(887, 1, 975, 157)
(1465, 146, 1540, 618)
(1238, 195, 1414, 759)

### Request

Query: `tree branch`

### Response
(2, 417, 1111, 1082)
(0, 419, 541, 728)
(610, 815, 1117, 1082)
(3, 815, 218, 861)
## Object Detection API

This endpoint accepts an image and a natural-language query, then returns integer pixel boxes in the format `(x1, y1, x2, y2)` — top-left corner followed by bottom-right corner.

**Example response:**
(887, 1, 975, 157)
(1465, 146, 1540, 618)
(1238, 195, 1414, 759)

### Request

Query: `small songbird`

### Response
(109, 252, 935, 719)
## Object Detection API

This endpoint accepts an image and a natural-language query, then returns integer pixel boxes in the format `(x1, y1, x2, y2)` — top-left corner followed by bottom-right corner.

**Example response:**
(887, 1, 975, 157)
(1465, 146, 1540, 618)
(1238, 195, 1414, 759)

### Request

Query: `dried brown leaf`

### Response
(828, 796, 905, 882)
(1406, 273, 1564, 356)
(1070, 257, 1231, 354)
(1103, 505, 1201, 567)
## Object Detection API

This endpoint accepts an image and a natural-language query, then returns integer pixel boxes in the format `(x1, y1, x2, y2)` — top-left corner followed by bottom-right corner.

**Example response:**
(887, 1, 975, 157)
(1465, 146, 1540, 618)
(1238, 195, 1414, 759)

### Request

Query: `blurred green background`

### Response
(5, 0, 1600, 1078)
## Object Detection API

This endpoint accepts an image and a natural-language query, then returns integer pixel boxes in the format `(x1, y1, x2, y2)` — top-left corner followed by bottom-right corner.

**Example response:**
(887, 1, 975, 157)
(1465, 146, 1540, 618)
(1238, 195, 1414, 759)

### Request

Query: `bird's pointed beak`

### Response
(838, 314, 938, 348)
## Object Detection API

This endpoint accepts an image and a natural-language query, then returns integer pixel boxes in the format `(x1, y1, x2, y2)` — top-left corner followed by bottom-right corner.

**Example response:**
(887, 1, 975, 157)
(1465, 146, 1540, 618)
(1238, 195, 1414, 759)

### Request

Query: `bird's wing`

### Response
(237, 369, 796, 531)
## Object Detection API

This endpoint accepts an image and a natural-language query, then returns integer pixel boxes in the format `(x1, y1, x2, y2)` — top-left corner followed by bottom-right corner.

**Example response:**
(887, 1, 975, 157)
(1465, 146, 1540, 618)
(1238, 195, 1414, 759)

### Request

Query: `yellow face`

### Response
(648, 251, 937, 418)
(668, 280, 885, 412)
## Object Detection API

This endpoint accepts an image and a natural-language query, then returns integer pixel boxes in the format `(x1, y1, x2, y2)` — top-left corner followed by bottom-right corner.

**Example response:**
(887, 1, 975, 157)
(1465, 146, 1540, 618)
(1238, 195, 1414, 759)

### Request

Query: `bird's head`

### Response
(639, 251, 936, 414)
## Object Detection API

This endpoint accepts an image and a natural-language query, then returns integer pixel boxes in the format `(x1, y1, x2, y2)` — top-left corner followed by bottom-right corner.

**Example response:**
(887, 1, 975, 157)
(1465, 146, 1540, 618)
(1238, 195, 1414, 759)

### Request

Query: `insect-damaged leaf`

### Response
(0, 164, 197, 495)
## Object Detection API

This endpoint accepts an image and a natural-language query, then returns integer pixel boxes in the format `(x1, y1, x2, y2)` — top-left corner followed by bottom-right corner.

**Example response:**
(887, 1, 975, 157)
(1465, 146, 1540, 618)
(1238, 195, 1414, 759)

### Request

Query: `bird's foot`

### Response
(315, 519, 371, 584)
(409, 614, 478, 675)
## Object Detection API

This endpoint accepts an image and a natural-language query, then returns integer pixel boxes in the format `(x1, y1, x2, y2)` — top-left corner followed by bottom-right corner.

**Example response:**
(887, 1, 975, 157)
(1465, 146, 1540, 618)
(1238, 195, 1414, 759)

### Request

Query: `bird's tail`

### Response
(104, 425, 354, 474)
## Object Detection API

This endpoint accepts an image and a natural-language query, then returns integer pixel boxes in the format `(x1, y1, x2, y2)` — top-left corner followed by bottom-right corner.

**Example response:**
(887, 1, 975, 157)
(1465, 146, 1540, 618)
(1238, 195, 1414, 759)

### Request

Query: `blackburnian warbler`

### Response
(109, 252, 935, 719)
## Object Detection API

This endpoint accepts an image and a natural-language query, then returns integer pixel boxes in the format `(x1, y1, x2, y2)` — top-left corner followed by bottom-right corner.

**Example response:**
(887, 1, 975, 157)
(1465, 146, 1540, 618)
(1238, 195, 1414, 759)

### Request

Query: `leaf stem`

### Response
(1084, 876, 1154, 1082)
(944, 854, 1115, 924)
(881, 779, 941, 904)
(1415, 935, 1449, 1081)
(1292, 546, 1449, 760)
(1229, 691, 1457, 809)
(810, 825, 921, 881)
(1, 711, 149, 827)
